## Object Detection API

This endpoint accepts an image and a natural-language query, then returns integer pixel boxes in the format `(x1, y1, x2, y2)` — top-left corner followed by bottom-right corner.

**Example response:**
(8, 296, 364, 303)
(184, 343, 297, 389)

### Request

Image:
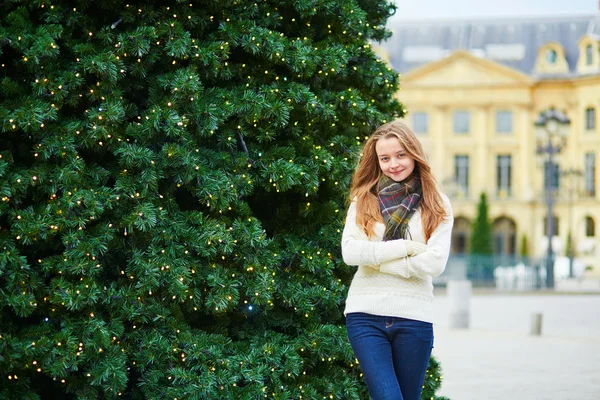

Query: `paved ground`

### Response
(430, 290, 600, 400)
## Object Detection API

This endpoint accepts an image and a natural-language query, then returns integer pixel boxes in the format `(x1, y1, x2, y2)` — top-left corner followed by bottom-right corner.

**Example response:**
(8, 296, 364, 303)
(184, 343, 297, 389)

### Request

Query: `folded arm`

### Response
(380, 195, 454, 278)
(341, 201, 413, 268)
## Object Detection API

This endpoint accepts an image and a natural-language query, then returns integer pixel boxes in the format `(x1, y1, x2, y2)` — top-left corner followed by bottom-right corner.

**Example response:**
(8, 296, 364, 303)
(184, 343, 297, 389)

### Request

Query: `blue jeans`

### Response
(346, 312, 434, 400)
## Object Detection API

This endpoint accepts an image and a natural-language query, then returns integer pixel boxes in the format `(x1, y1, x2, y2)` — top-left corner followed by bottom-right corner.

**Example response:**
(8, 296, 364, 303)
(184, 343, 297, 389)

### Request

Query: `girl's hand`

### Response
(404, 240, 427, 256)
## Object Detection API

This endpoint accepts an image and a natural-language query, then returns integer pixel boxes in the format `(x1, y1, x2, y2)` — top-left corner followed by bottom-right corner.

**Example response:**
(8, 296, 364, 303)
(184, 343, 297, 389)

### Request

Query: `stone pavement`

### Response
(430, 291, 600, 400)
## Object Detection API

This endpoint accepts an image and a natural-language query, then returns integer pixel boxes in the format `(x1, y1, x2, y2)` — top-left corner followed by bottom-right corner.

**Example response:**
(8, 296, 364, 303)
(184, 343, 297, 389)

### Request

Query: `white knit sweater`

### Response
(342, 194, 453, 323)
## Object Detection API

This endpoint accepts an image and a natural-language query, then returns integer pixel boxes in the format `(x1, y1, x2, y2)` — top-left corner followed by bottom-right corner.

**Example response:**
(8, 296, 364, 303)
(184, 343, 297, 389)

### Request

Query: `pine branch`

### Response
(236, 131, 257, 167)
(236, 131, 249, 155)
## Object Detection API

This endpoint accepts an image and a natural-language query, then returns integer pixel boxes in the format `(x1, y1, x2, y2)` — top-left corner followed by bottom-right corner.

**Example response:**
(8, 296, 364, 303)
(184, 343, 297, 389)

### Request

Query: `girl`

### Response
(342, 120, 453, 400)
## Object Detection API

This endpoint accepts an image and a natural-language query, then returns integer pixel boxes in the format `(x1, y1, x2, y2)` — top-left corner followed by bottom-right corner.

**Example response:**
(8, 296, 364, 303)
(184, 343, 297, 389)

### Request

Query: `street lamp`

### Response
(535, 109, 571, 288)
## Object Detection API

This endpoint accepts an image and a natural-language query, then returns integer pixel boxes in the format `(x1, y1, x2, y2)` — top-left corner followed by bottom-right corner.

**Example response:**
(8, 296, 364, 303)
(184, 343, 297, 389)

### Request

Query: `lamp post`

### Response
(535, 109, 571, 289)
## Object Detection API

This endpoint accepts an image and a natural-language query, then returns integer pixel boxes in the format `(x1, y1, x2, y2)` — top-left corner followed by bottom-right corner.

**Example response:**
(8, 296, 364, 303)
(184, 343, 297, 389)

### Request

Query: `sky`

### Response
(390, 0, 599, 21)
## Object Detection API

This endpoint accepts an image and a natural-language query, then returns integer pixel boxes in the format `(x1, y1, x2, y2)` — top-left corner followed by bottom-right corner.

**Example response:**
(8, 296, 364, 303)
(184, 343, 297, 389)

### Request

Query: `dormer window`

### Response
(546, 49, 557, 64)
(577, 35, 600, 73)
(535, 43, 569, 74)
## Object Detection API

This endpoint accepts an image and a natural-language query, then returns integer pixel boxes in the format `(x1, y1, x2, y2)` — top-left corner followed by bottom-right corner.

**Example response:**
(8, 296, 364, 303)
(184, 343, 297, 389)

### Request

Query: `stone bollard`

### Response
(530, 313, 543, 336)
(448, 280, 472, 329)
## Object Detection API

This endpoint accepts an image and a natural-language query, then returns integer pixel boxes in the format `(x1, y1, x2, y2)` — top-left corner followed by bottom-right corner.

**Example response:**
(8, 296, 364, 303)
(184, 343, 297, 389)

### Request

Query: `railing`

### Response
(435, 254, 548, 290)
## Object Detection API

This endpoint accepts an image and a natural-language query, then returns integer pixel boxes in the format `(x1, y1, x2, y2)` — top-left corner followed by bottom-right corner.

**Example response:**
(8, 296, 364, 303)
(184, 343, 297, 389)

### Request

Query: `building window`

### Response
(496, 110, 513, 133)
(453, 111, 470, 134)
(585, 107, 596, 130)
(545, 49, 557, 64)
(412, 112, 429, 134)
(586, 216, 595, 237)
(496, 155, 512, 196)
(454, 155, 469, 197)
(586, 44, 593, 65)
(452, 217, 471, 255)
(543, 216, 559, 236)
(493, 217, 517, 256)
(585, 152, 596, 196)
(544, 161, 560, 191)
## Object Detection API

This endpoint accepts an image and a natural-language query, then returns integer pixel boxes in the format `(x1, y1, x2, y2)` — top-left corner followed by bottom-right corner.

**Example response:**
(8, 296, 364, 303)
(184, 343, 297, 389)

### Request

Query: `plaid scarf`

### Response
(378, 173, 422, 241)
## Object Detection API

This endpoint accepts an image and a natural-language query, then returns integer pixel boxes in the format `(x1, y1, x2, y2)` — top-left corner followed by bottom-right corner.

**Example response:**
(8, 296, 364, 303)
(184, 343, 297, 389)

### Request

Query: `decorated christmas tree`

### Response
(0, 0, 447, 398)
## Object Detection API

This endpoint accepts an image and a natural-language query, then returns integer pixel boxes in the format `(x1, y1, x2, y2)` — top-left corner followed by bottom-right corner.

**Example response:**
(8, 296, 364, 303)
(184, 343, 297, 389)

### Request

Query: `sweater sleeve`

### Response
(341, 201, 410, 268)
(379, 194, 453, 278)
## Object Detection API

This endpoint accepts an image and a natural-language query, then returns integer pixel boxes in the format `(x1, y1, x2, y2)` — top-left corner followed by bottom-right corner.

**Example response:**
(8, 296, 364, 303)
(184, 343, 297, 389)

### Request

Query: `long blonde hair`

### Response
(349, 120, 448, 241)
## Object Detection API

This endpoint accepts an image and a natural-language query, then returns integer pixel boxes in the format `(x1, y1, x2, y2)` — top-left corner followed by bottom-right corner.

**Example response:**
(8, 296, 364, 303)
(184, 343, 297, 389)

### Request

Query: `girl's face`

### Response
(375, 136, 415, 182)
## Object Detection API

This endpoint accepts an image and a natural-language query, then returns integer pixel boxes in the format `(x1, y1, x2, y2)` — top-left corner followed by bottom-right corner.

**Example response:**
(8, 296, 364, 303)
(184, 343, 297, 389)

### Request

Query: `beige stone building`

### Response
(380, 14, 600, 276)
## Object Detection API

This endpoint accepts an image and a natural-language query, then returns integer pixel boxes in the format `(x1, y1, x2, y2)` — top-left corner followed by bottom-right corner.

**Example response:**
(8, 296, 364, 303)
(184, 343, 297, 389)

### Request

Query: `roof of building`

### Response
(381, 13, 600, 77)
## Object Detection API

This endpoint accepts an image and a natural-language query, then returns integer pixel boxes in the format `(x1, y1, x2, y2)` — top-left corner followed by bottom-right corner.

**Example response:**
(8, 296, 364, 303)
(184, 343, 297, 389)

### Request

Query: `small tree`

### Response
(565, 231, 573, 258)
(470, 193, 493, 254)
(520, 234, 529, 257)
(469, 192, 493, 281)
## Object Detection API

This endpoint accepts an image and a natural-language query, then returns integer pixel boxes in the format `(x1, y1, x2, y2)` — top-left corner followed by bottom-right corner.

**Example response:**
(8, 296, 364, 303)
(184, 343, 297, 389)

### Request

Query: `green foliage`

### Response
(468, 192, 493, 281)
(565, 230, 573, 257)
(0, 0, 445, 399)
(470, 192, 493, 256)
(520, 234, 529, 258)
(422, 356, 450, 400)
